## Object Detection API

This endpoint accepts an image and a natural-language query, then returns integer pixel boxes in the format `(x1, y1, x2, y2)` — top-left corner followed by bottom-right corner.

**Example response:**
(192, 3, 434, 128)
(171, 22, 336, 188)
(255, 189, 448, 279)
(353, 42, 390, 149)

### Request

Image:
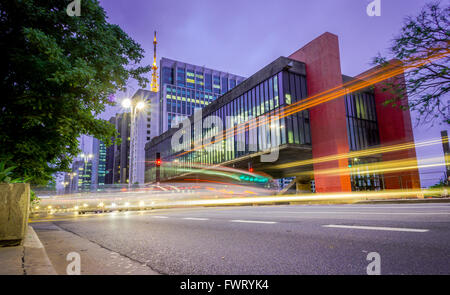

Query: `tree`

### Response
(373, 2, 449, 125)
(0, 0, 150, 184)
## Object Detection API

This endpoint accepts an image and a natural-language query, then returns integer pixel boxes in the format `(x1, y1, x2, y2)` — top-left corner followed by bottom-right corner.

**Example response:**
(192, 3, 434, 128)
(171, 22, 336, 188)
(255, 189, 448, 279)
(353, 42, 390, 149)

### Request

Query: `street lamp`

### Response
(121, 98, 147, 187)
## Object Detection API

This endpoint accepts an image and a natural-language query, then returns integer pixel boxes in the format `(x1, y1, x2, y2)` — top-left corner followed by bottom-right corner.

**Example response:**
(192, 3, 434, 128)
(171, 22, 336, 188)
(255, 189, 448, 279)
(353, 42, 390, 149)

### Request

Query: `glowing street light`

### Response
(136, 101, 146, 110)
(121, 98, 132, 108)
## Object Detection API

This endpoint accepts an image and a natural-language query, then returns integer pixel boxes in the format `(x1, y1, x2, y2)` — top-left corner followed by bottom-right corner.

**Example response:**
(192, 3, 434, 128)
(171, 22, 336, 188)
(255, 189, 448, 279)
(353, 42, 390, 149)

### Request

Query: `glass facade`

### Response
(77, 161, 92, 191)
(345, 90, 383, 191)
(159, 58, 245, 134)
(147, 68, 311, 182)
(345, 91, 380, 151)
(97, 141, 107, 186)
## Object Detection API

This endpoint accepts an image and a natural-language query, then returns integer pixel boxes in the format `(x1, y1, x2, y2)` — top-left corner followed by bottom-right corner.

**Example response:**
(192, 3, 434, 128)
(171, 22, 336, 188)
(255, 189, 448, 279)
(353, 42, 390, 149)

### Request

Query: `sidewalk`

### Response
(0, 226, 56, 275)
(32, 222, 159, 275)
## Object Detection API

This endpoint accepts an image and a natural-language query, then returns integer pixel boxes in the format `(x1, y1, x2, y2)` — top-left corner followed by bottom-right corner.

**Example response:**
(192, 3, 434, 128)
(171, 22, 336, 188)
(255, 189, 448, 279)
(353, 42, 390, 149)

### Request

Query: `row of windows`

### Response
(345, 92, 380, 151)
(162, 66, 241, 93)
(349, 157, 384, 191)
(146, 70, 312, 181)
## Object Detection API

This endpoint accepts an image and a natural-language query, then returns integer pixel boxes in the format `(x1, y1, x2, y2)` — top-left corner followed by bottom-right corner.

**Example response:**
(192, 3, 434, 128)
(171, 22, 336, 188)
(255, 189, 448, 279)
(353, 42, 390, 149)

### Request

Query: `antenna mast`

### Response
(150, 31, 159, 92)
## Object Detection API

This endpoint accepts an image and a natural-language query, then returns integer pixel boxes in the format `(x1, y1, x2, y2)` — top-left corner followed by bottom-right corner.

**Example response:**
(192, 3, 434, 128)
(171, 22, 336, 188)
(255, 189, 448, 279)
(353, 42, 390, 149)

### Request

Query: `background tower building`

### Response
(127, 31, 160, 185)
(91, 138, 107, 189)
(159, 58, 245, 134)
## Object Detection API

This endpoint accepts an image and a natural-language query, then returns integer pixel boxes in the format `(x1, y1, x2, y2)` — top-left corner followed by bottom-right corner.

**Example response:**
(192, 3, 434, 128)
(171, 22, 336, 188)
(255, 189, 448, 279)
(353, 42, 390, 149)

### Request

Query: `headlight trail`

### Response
(174, 49, 450, 158)
(31, 187, 447, 218)
(293, 155, 449, 177)
(270, 137, 447, 170)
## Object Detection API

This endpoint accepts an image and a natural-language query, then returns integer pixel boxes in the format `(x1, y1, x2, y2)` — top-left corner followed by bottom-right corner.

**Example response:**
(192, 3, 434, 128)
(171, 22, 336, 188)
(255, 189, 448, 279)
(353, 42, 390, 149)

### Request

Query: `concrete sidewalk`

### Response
(32, 222, 159, 275)
(0, 226, 56, 275)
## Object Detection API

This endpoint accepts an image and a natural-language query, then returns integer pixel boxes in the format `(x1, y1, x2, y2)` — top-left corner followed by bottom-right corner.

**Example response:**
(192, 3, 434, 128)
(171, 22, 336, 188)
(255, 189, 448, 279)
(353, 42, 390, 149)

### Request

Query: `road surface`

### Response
(31, 203, 450, 274)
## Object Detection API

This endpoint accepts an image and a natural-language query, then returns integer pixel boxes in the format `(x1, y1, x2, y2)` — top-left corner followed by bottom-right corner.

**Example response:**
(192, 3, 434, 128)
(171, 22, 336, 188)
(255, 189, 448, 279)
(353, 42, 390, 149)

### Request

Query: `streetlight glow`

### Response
(121, 98, 132, 108)
(136, 101, 145, 110)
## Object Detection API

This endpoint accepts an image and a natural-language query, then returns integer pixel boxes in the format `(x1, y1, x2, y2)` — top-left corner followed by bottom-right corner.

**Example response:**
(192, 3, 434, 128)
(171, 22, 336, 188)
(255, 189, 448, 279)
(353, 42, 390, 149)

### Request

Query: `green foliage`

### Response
(373, 2, 449, 125)
(0, 159, 38, 203)
(30, 189, 40, 206)
(0, 159, 30, 183)
(0, 0, 150, 184)
(429, 176, 449, 189)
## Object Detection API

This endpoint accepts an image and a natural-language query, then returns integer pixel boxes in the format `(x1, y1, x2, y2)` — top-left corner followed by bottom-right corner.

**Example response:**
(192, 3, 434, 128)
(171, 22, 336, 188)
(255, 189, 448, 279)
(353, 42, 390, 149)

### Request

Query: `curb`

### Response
(355, 198, 450, 204)
(22, 226, 57, 275)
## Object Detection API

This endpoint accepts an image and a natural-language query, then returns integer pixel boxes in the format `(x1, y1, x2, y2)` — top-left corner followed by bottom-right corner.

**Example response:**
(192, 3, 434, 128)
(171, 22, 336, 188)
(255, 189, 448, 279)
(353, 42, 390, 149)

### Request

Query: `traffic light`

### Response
(248, 162, 253, 173)
(155, 152, 161, 183)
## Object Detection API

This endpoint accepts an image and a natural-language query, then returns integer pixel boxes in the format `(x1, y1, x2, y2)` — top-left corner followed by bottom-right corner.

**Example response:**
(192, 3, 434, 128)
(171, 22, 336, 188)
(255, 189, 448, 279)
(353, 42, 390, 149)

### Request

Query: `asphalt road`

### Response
(32, 203, 450, 274)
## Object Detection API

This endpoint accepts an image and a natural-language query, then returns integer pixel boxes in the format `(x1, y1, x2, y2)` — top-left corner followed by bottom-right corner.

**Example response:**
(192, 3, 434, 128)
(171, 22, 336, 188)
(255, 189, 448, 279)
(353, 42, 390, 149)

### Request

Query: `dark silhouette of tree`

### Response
(373, 2, 449, 125)
(0, 0, 150, 184)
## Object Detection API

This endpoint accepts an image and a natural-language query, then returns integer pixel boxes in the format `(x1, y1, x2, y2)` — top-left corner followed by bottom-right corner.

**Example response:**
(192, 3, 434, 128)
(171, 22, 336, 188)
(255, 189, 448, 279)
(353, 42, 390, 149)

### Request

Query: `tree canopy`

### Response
(373, 2, 449, 125)
(0, 0, 150, 184)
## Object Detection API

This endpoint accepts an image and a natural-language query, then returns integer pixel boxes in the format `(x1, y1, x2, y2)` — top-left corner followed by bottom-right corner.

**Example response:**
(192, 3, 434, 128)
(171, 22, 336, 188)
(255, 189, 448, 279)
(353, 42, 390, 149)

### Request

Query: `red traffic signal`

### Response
(156, 159, 161, 166)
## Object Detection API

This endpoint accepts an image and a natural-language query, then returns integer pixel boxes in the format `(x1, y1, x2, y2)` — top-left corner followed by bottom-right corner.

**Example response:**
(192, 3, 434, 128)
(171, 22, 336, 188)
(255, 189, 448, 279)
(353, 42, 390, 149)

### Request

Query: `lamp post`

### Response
(121, 98, 146, 187)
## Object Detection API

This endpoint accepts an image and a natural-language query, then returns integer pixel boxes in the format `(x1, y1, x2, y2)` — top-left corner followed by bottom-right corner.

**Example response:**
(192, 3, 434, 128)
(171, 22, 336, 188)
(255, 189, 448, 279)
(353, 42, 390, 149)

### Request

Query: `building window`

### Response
(230, 79, 236, 89)
(345, 91, 379, 151)
(205, 74, 212, 92)
(221, 77, 228, 93)
(177, 67, 185, 87)
(162, 67, 174, 85)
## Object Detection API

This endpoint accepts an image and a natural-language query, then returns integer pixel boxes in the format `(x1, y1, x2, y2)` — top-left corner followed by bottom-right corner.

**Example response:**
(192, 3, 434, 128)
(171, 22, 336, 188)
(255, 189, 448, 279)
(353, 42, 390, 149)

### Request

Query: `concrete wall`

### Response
(289, 32, 352, 192)
(373, 72, 421, 189)
(0, 183, 30, 245)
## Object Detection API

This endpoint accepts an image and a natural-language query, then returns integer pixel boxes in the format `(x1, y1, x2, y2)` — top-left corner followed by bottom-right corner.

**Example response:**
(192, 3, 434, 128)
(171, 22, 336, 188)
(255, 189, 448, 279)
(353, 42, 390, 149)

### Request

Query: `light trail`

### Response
(269, 137, 447, 170)
(31, 186, 448, 218)
(294, 155, 449, 177)
(174, 49, 450, 159)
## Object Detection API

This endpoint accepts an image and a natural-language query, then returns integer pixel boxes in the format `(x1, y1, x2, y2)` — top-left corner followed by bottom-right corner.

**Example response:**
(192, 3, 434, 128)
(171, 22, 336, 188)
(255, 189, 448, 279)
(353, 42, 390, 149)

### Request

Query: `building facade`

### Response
(110, 112, 131, 184)
(91, 138, 107, 189)
(144, 32, 421, 192)
(129, 89, 159, 184)
(159, 57, 245, 134)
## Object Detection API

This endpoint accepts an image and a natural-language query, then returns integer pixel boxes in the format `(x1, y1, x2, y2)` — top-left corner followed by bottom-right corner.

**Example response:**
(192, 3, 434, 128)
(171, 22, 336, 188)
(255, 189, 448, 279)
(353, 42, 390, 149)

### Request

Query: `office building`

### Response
(159, 57, 245, 133)
(91, 138, 107, 189)
(129, 89, 159, 184)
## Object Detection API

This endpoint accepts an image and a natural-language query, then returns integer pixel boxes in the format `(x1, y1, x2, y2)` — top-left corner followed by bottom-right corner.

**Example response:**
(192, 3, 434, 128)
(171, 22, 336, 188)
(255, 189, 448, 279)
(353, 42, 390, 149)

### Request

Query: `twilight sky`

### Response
(90, 0, 448, 187)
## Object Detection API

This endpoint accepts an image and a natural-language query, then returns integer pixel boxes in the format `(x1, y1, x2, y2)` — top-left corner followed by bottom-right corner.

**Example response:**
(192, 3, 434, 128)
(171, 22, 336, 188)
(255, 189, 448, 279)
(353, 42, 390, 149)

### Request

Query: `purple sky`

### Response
(90, 0, 448, 187)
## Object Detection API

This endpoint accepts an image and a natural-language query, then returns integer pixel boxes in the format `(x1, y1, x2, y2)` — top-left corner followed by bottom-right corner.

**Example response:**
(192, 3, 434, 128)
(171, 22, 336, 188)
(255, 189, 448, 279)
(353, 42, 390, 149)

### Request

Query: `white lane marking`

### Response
(279, 211, 450, 215)
(230, 219, 277, 224)
(322, 224, 429, 232)
(183, 217, 209, 221)
(330, 206, 450, 209)
(151, 216, 168, 219)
